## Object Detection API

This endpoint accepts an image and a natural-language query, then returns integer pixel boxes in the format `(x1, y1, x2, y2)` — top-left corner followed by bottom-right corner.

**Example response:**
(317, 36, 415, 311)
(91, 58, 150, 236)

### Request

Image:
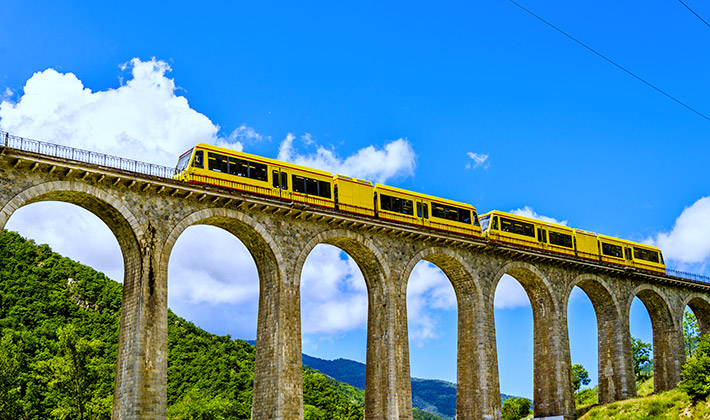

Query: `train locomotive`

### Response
(174, 143, 665, 274)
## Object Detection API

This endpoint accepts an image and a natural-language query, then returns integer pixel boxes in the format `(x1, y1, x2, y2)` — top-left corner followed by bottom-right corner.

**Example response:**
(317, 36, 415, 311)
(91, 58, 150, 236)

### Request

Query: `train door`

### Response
(624, 246, 633, 268)
(417, 200, 430, 228)
(537, 227, 548, 250)
(272, 168, 291, 201)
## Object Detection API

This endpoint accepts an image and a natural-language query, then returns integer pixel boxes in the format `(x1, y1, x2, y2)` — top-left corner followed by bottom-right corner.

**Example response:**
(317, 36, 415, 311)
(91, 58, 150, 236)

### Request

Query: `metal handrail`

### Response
(1, 130, 177, 178)
(667, 269, 710, 283)
(2, 130, 709, 284)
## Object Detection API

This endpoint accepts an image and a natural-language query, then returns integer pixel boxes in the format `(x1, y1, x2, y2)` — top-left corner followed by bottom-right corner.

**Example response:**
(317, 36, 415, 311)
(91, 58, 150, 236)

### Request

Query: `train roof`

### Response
(374, 183, 477, 211)
(193, 143, 334, 177)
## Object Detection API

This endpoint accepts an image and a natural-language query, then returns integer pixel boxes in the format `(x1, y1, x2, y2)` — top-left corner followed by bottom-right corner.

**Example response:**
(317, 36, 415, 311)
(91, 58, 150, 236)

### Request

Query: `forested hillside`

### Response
(0, 230, 363, 419)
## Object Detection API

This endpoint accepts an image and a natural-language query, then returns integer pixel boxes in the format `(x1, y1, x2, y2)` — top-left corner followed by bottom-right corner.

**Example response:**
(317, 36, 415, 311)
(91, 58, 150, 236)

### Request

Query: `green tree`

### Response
(684, 309, 700, 358)
(571, 363, 591, 392)
(502, 397, 531, 420)
(33, 324, 106, 420)
(631, 336, 652, 382)
(680, 333, 710, 403)
(0, 331, 26, 419)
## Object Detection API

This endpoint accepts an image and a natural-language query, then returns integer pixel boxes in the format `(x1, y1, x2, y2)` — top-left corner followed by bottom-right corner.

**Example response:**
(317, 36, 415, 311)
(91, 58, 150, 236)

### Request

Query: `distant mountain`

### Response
(303, 353, 520, 420)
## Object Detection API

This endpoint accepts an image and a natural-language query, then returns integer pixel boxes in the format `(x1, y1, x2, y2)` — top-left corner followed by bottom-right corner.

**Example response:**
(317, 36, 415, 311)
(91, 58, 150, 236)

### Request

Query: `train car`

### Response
(480, 210, 666, 273)
(374, 184, 482, 237)
(174, 143, 335, 209)
(333, 175, 375, 217)
(597, 234, 666, 274)
(479, 210, 577, 257)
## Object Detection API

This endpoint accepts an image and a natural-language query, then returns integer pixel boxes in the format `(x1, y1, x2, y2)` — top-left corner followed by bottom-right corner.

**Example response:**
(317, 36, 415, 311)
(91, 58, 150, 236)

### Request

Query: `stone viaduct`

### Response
(2, 132, 710, 420)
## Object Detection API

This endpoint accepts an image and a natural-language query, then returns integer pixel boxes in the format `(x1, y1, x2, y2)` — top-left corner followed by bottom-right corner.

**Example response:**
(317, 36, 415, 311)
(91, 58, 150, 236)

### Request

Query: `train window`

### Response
(624, 248, 632, 261)
(417, 202, 423, 218)
(499, 217, 535, 237)
(634, 247, 660, 263)
(423, 203, 429, 219)
(432, 203, 472, 224)
(281, 172, 288, 190)
(193, 151, 204, 169)
(318, 180, 331, 198)
(492, 216, 498, 230)
(473, 212, 480, 227)
(306, 178, 319, 195)
(292, 175, 330, 198)
(601, 242, 623, 258)
(272, 170, 280, 188)
(379, 194, 414, 216)
(249, 161, 268, 182)
(208, 152, 229, 173)
(549, 231, 573, 248)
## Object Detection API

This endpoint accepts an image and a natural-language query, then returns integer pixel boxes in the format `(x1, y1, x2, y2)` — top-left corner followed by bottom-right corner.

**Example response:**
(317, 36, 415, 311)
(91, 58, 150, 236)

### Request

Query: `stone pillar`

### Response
(458, 286, 501, 420)
(112, 226, 168, 420)
(530, 307, 575, 420)
(252, 258, 303, 419)
(364, 277, 412, 420)
(652, 316, 684, 392)
(604, 314, 636, 402)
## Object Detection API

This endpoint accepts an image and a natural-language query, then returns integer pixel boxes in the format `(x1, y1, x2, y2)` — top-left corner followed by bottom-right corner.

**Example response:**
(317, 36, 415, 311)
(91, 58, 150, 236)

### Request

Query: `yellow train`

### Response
(174, 144, 665, 274)
(479, 211, 666, 274)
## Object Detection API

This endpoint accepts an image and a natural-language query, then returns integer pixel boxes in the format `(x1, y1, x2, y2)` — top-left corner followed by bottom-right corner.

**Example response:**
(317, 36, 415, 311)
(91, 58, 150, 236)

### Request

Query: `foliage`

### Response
(679, 333, 710, 403)
(0, 229, 364, 419)
(683, 309, 700, 358)
(579, 388, 696, 419)
(631, 336, 653, 383)
(501, 397, 532, 420)
(572, 363, 591, 392)
(413, 407, 446, 420)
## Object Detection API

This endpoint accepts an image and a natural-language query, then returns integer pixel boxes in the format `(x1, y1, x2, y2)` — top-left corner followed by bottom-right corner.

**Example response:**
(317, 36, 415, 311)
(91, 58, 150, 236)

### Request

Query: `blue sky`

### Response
(2, 0, 709, 400)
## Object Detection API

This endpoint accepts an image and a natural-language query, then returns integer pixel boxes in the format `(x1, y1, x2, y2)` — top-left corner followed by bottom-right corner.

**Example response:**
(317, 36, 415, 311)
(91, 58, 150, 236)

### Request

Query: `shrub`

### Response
(680, 334, 710, 403)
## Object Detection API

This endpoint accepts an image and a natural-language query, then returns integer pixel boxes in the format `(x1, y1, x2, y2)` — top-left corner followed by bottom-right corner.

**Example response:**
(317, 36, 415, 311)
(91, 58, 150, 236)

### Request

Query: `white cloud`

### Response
(0, 57, 242, 167)
(277, 133, 416, 184)
(168, 225, 259, 305)
(300, 244, 368, 334)
(465, 152, 490, 170)
(4, 202, 124, 282)
(494, 274, 531, 309)
(650, 196, 710, 268)
(406, 262, 456, 346)
(510, 206, 568, 226)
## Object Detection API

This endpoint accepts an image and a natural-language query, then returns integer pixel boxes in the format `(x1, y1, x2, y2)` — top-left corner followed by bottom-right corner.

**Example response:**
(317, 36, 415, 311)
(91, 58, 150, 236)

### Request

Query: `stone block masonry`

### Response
(2, 145, 710, 419)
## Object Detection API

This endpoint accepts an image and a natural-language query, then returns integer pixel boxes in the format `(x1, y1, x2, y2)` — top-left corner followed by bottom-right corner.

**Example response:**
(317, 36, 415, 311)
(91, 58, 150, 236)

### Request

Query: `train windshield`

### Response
(479, 214, 490, 231)
(176, 149, 193, 173)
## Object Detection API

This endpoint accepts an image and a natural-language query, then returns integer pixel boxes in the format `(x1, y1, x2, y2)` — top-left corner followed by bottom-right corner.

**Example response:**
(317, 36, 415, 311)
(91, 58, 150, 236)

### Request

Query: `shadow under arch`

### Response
(683, 294, 710, 337)
(400, 247, 490, 420)
(627, 285, 683, 393)
(295, 229, 401, 418)
(160, 207, 295, 419)
(566, 274, 633, 403)
(0, 181, 152, 418)
(491, 261, 574, 419)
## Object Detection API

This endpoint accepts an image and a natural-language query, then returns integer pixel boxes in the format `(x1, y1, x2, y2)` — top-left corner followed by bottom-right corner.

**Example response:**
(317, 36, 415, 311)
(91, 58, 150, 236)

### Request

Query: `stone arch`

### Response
(683, 294, 710, 337)
(401, 247, 490, 420)
(161, 207, 295, 419)
(294, 228, 390, 291)
(0, 181, 164, 418)
(0, 181, 144, 264)
(295, 229, 404, 419)
(628, 285, 683, 393)
(491, 261, 574, 418)
(566, 274, 632, 403)
(160, 207, 284, 286)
